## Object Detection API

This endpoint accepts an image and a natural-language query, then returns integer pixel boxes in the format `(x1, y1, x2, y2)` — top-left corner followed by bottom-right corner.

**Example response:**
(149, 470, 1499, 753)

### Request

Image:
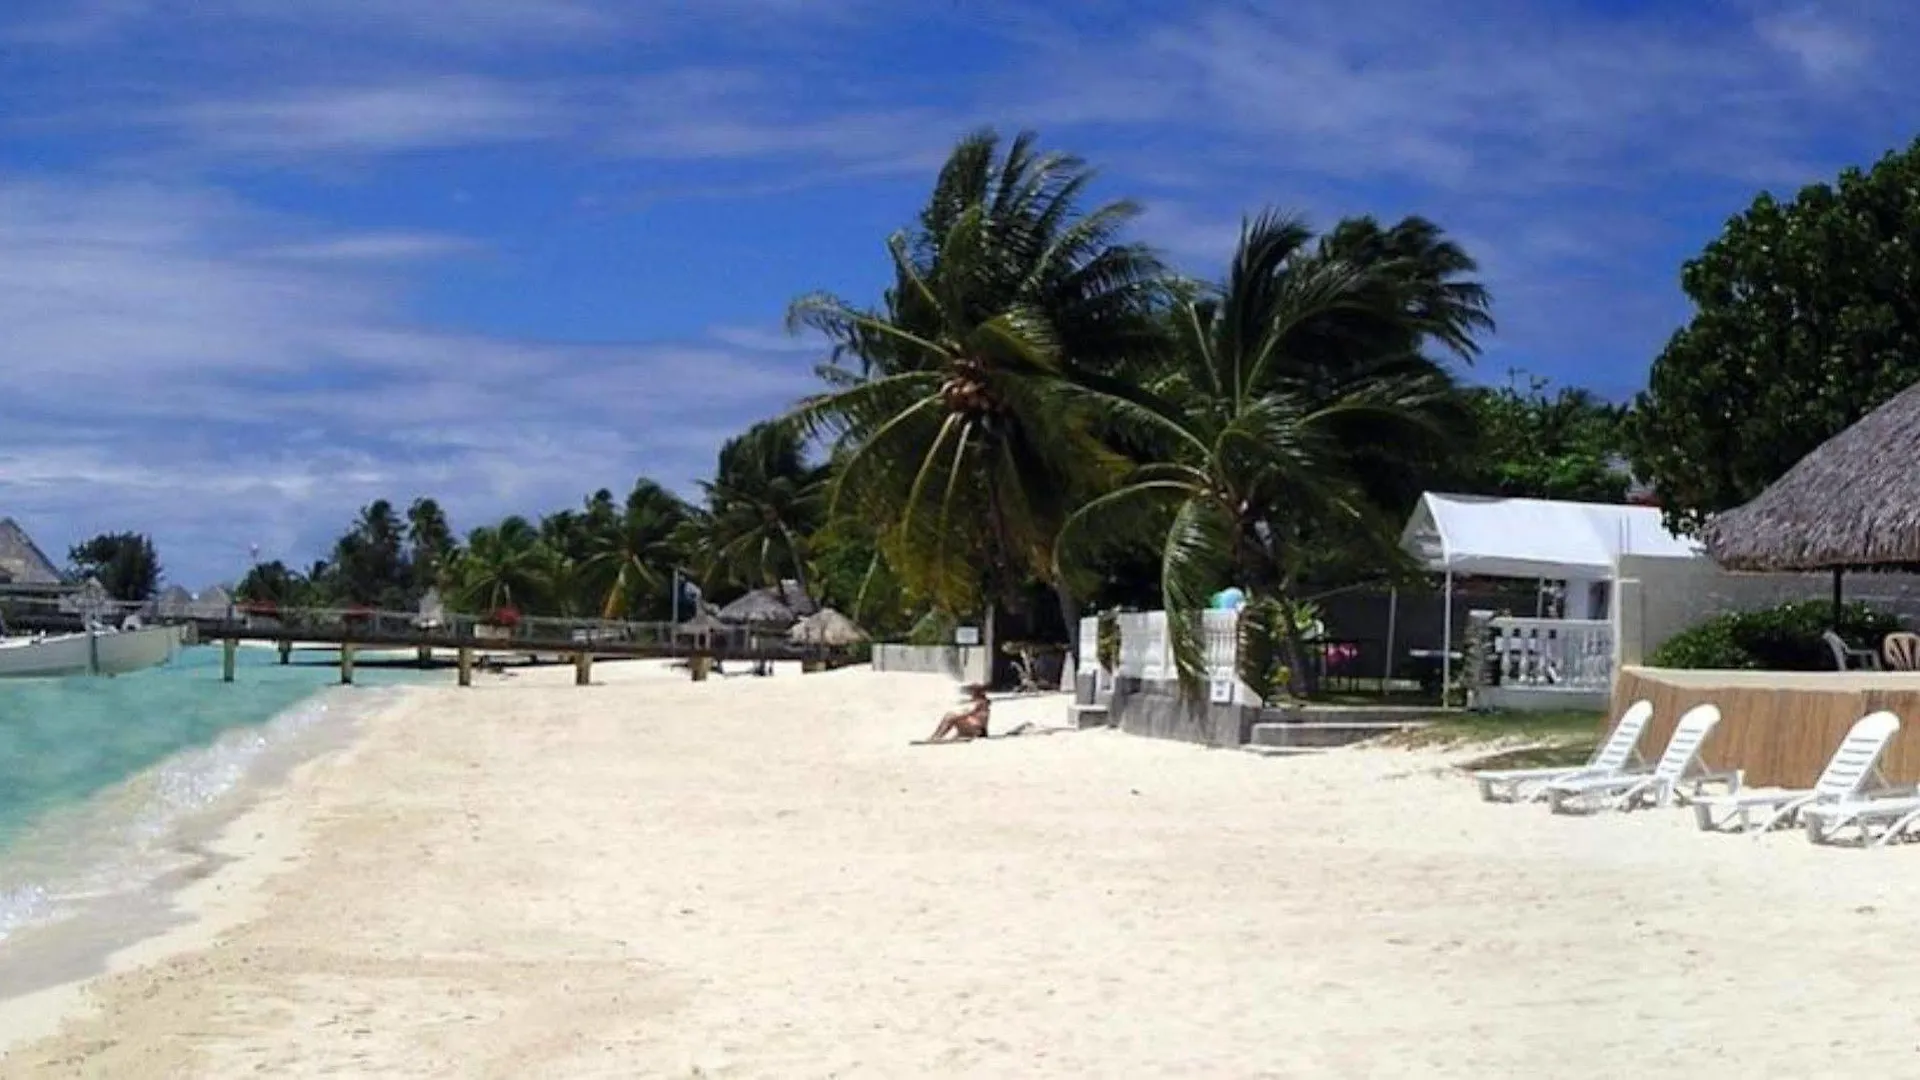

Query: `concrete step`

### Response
(1240, 744, 1328, 757)
(1067, 703, 1112, 729)
(1248, 719, 1433, 750)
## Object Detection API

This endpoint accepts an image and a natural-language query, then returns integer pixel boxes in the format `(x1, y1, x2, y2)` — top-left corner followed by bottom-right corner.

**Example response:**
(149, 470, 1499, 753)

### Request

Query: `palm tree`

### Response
(582, 479, 687, 620)
(1057, 211, 1480, 696)
(682, 422, 827, 598)
(405, 497, 456, 597)
(787, 128, 1164, 628)
(450, 516, 549, 614)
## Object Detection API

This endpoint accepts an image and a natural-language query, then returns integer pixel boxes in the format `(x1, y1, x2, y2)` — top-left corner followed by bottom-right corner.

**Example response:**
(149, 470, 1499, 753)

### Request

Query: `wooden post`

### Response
(457, 647, 473, 687)
(340, 642, 355, 685)
(691, 654, 710, 682)
(278, 639, 292, 665)
(222, 638, 237, 683)
(416, 645, 432, 666)
(575, 652, 593, 686)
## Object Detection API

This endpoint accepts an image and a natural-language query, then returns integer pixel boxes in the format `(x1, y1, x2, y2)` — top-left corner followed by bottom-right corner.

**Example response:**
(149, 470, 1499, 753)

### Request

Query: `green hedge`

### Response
(1648, 600, 1902, 670)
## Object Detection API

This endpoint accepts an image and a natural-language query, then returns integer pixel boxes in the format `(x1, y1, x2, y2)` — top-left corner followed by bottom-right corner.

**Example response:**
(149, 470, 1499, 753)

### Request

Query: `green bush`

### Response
(1648, 600, 1903, 670)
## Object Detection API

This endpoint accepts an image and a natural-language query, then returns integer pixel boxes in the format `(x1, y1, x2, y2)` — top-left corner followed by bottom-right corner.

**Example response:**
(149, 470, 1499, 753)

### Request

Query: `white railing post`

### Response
(1486, 616, 1614, 691)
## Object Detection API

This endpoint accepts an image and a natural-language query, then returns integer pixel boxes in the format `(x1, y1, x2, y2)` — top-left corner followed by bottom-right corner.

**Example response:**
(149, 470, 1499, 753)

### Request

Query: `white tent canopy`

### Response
(1398, 493, 1703, 698)
(1401, 492, 1701, 580)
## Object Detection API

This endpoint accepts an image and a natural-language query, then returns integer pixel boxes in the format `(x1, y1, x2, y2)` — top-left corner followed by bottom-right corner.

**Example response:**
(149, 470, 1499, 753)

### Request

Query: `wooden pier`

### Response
(5, 601, 849, 687)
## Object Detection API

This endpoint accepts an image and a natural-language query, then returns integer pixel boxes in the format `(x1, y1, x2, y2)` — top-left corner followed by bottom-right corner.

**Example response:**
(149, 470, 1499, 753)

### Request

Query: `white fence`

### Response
(1487, 617, 1613, 689)
(1080, 610, 1254, 705)
(1478, 616, 1613, 710)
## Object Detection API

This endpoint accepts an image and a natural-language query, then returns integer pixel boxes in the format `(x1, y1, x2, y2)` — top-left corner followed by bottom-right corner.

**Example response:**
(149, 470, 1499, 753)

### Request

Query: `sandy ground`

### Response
(6, 662, 1920, 1077)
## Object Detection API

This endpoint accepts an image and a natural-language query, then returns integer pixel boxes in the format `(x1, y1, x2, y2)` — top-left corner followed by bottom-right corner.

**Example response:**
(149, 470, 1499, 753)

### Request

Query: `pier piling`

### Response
(457, 647, 473, 687)
(574, 652, 593, 686)
(340, 642, 355, 685)
(222, 638, 237, 683)
(278, 640, 291, 665)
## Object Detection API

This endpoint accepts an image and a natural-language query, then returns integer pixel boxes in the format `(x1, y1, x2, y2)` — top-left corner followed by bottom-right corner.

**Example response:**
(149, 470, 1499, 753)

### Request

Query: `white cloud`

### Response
(1756, 8, 1872, 81)
(261, 232, 484, 263)
(0, 180, 817, 586)
(147, 77, 573, 156)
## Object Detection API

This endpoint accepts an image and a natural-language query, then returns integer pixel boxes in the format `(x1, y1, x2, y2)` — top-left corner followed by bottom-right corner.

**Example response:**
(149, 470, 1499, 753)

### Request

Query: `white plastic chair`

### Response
(1473, 700, 1652, 803)
(1546, 704, 1737, 813)
(1693, 711, 1903, 834)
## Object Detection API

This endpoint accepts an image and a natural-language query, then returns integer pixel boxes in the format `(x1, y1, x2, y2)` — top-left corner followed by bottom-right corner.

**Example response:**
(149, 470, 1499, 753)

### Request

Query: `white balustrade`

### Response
(1486, 617, 1613, 690)
(1078, 616, 1100, 670)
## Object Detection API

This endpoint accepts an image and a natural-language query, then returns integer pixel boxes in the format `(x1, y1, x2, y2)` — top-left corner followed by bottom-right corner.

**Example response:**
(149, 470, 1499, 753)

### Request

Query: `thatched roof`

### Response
(716, 581, 817, 626)
(788, 608, 865, 647)
(1702, 381, 1920, 570)
(0, 518, 60, 585)
(156, 584, 194, 618)
(673, 609, 727, 636)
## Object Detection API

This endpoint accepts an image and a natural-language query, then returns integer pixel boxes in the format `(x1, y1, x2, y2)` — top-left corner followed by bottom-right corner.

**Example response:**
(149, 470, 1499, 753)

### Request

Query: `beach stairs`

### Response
(1068, 702, 1111, 729)
(1247, 706, 1440, 752)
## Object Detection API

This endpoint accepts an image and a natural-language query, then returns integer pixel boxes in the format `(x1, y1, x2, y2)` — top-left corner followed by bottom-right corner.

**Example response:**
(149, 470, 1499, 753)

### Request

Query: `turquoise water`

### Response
(0, 644, 423, 946)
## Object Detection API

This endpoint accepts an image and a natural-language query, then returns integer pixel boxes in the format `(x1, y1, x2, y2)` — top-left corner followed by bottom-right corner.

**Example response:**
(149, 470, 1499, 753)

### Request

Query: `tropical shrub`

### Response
(1096, 609, 1120, 672)
(1648, 600, 1901, 670)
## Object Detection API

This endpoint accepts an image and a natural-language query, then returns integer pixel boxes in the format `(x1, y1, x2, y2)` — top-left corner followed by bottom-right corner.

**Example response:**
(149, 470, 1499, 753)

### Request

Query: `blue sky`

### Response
(0, 0, 1912, 588)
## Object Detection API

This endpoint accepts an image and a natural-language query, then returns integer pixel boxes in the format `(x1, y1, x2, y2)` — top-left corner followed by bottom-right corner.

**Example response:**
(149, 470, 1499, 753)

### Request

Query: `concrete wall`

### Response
(1107, 676, 1260, 748)
(870, 644, 989, 684)
(1615, 555, 1920, 665)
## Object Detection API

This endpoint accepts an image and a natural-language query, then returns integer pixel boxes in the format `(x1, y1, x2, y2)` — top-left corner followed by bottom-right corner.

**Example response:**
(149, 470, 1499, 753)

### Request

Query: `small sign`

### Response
(954, 626, 981, 646)
(1209, 676, 1234, 704)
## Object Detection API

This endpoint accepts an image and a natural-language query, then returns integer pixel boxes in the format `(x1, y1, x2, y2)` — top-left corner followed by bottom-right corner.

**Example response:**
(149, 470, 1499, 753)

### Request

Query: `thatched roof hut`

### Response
(788, 608, 866, 647)
(0, 518, 61, 585)
(1702, 382, 1920, 570)
(672, 609, 727, 637)
(717, 581, 818, 627)
(156, 584, 194, 619)
(189, 585, 234, 620)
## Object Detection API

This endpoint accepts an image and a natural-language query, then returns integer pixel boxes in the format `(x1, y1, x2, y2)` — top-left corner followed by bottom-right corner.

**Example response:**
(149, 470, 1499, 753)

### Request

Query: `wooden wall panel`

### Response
(1608, 669, 1920, 789)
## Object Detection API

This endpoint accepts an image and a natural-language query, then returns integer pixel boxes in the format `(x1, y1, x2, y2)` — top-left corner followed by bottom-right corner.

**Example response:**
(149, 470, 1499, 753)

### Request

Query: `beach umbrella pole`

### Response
(1441, 570, 1453, 707)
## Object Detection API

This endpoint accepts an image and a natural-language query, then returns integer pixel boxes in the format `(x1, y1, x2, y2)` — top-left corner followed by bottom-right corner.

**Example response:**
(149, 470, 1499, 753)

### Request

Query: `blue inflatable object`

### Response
(1211, 587, 1246, 611)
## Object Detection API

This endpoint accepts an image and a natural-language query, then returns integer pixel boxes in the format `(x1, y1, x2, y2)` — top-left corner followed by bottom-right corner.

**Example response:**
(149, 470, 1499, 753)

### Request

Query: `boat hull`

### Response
(0, 625, 183, 679)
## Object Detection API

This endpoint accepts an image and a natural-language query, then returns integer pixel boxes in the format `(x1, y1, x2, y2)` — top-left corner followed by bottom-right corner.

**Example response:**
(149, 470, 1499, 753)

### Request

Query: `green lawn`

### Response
(1382, 708, 1607, 771)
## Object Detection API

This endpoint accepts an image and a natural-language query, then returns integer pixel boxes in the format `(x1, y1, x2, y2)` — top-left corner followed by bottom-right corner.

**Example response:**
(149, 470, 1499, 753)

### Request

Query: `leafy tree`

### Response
(1629, 139, 1920, 531)
(682, 422, 827, 598)
(327, 499, 412, 608)
(405, 497, 457, 595)
(67, 532, 162, 601)
(448, 516, 549, 613)
(1456, 373, 1630, 502)
(581, 479, 687, 619)
(235, 560, 313, 609)
(1058, 211, 1475, 695)
(789, 128, 1164, 629)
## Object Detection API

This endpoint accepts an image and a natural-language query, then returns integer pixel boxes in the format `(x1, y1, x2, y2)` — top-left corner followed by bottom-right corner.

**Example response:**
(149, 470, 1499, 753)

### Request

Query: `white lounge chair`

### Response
(1473, 700, 1653, 803)
(1546, 704, 1738, 813)
(1692, 711, 1903, 834)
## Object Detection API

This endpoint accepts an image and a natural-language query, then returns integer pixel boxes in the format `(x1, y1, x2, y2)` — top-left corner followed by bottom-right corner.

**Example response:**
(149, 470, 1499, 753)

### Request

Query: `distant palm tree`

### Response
(682, 422, 827, 598)
(1058, 211, 1473, 694)
(405, 497, 456, 596)
(451, 516, 549, 614)
(582, 480, 687, 620)
(788, 128, 1164, 618)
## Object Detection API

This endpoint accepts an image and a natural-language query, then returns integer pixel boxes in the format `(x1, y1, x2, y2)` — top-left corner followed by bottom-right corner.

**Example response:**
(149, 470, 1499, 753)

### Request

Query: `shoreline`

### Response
(0, 681, 405, 1057)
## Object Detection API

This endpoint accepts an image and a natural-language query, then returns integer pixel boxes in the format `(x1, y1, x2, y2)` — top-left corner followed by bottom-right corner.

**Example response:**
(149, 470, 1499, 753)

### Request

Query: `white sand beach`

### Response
(4, 662, 1920, 1076)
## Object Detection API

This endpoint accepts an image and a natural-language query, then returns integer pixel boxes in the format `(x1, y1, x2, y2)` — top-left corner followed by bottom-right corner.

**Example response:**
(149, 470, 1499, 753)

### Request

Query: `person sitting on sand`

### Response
(924, 684, 991, 742)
